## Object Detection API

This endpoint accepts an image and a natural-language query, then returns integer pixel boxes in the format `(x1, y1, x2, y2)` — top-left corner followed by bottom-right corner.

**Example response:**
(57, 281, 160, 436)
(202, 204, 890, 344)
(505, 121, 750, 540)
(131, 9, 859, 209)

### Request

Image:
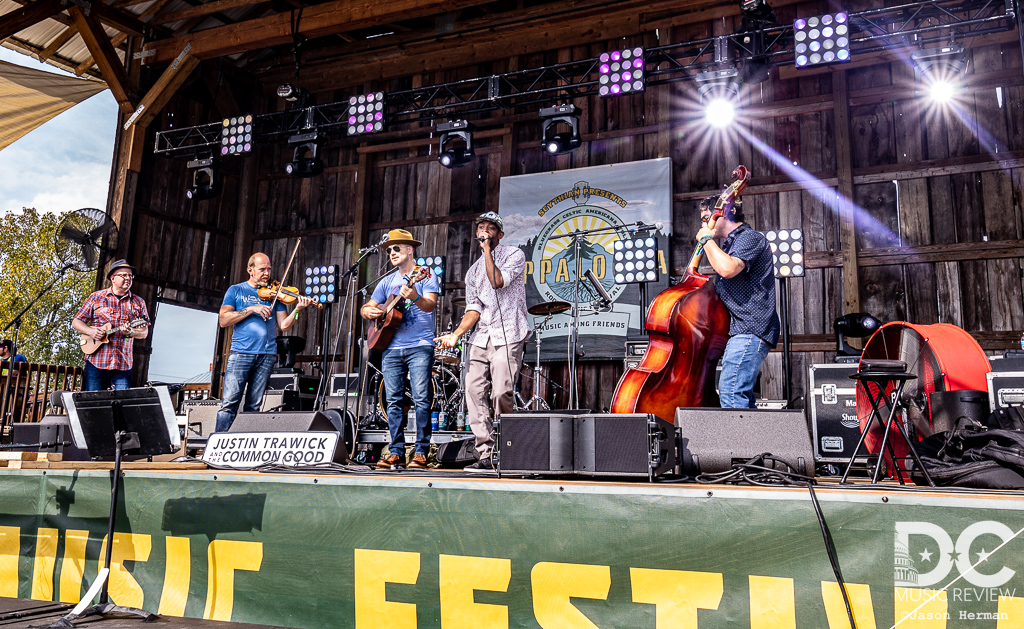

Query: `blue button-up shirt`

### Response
(714, 224, 781, 348)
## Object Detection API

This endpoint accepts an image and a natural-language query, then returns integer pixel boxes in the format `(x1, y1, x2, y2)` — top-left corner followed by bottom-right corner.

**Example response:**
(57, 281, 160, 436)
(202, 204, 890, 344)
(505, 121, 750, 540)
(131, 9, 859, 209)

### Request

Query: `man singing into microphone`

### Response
(436, 212, 529, 471)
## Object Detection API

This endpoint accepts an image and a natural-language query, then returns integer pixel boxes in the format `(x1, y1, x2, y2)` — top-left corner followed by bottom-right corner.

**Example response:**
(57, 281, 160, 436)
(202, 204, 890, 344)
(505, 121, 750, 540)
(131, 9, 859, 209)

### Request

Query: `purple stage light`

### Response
(611, 51, 621, 61)
(600, 52, 610, 62)
(611, 84, 621, 94)
(794, 18, 807, 29)
(600, 63, 610, 73)
(597, 47, 645, 97)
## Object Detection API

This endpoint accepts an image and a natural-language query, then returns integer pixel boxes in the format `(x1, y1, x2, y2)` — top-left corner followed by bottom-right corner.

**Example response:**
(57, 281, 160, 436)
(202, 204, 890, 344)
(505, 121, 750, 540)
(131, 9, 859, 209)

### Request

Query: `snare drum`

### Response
(435, 345, 461, 365)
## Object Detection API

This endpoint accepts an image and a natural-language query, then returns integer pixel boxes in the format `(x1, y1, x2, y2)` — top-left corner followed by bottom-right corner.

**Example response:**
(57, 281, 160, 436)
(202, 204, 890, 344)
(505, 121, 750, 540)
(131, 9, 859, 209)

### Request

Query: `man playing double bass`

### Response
(696, 196, 780, 408)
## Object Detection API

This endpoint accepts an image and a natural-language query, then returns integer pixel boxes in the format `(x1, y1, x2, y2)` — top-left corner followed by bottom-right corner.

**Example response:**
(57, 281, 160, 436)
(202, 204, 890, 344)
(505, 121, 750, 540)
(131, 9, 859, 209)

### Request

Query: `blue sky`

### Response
(1, 48, 218, 382)
(0, 47, 118, 214)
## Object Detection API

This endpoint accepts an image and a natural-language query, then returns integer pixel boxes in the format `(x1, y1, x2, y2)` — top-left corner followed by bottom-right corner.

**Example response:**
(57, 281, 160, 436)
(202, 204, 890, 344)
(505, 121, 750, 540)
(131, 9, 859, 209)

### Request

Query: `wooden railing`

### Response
(0, 362, 83, 426)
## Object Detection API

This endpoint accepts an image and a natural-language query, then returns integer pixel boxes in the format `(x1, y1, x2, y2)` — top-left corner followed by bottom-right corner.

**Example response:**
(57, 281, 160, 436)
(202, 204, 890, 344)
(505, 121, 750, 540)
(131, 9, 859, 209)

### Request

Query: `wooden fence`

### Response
(0, 362, 83, 427)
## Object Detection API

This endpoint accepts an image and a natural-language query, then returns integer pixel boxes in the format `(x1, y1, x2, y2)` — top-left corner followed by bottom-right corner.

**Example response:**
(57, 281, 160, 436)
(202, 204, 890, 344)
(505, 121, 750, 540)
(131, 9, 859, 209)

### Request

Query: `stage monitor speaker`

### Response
(675, 408, 813, 477)
(574, 414, 675, 479)
(11, 420, 90, 460)
(496, 413, 574, 475)
(230, 411, 348, 463)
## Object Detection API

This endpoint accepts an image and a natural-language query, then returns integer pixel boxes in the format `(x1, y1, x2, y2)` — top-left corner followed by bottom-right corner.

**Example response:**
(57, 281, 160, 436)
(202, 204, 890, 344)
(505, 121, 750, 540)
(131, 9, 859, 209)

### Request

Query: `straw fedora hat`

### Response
(383, 229, 421, 247)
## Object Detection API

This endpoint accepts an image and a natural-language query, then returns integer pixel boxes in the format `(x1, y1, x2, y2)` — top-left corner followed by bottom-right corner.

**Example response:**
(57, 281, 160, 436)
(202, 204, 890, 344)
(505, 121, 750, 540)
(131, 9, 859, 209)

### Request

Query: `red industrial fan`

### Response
(857, 322, 991, 479)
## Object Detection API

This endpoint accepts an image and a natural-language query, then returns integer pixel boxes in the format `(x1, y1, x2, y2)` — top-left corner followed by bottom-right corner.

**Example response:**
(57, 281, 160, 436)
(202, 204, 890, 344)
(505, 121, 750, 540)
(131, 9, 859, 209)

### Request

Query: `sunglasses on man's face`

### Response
(387, 245, 404, 253)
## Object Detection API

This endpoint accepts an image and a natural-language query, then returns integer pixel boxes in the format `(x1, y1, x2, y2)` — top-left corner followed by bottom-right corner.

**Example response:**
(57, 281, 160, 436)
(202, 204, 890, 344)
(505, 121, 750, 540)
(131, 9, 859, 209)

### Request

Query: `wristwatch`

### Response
(698, 235, 714, 247)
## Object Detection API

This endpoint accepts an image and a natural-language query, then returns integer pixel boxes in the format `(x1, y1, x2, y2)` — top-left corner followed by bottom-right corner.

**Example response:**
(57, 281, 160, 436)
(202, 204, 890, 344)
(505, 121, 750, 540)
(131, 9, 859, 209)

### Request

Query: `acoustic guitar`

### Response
(80, 319, 148, 355)
(366, 266, 431, 351)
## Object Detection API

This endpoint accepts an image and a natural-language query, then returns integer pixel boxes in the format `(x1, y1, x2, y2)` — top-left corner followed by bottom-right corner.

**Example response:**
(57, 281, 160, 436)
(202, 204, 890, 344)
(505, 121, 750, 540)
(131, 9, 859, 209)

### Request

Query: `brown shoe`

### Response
(376, 453, 404, 469)
(409, 453, 428, 469)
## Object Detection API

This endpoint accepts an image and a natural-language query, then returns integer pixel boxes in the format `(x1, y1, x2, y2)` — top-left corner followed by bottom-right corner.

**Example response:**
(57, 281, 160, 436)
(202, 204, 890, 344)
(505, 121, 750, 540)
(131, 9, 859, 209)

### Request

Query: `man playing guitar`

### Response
(360, 229, 439, 470)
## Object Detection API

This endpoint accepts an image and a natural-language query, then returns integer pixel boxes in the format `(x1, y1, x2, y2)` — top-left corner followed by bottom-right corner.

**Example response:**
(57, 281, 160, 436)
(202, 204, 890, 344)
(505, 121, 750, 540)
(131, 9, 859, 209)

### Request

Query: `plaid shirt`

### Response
(75, 288, 150, 371)
(465, 244, 529, 347)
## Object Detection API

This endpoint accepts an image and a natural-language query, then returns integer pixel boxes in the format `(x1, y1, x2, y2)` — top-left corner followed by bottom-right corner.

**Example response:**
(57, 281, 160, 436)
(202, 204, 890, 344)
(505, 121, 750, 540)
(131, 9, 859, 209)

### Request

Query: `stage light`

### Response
(304, 265, 337, 304)
(220, 114, 254, 156)
(834, 312, 881, 355)
(705, 98, 736, 128)
(414, 255, 446, 295)
(912, 43, 966, 103)
(794, 12, 850, 68)
(765, 228, 804, 277)
(436, 120, 474, 168)
(613, 236, 660, 284)
(185, 157, 218, 201)
(346, 91, 386, 136)
(285, 131, 323, 178)
(740, 0, 777, 24)
(276, 84, 310, 105)
(540, 104, 581, 155)
(598, 47, 645, 97)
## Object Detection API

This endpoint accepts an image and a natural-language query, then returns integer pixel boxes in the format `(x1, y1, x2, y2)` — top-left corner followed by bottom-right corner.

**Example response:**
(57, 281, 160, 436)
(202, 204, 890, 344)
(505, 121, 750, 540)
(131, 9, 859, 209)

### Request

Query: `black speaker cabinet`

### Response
(230, 411, 348, 463)
(675, 408, 813, 476)
(574, 414, 675, 479)
(495, 413, 574, 475)
(12, 418, 90, 461)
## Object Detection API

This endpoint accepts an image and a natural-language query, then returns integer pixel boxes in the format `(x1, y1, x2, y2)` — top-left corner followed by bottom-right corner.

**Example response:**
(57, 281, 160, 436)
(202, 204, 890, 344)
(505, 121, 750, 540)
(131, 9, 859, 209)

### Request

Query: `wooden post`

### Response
(832, 68, 861, 315)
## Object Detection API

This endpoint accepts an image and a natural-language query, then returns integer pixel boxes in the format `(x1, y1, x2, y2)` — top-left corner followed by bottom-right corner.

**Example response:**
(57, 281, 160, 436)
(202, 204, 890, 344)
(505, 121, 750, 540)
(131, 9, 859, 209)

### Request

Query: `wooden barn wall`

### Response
(120, 7, 1024, 409)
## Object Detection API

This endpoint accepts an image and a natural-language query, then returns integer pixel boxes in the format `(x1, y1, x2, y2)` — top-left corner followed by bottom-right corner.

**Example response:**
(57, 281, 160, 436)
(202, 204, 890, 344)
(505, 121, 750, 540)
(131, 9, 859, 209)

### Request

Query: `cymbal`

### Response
(528, 300, 571, 316)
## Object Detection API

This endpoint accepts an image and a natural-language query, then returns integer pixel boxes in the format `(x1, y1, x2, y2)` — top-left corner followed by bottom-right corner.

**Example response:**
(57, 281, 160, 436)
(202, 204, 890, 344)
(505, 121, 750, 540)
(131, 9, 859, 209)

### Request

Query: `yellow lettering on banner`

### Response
(31, 528, 58, 600)
(658, 250, 668, 274)
(439, 554, 511, 629)
(540, 260, 552, 284)
(158, 537, 191, 616)
(821, 582, 877, 629)
(555, 259, 570, 283)
(59, 530, 89, 603)
(203, 540, 263, 621)
(593, 256, 606, 279)
(0, 526, 19, 598)
(750, 575, 796, 629)
(998, 595, 1024, 628)
(354, 549, 419, 629)
(630, 567, 723, 629)
(893, 588, 947, 628)
(525, 261, 534, 279)
(98, 533, 152, 608)
(531, 562, 610, 629)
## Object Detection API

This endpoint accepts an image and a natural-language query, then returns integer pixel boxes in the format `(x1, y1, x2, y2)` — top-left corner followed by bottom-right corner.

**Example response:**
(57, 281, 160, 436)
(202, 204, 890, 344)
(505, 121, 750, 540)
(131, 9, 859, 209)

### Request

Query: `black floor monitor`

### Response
(62, 387, 180, 457)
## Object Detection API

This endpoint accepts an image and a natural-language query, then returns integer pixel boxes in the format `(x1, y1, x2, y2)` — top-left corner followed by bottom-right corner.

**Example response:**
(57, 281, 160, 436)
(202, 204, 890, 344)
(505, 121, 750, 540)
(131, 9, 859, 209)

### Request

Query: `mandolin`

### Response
(80, 319, 148, 355)
(366, 266, 431, 351)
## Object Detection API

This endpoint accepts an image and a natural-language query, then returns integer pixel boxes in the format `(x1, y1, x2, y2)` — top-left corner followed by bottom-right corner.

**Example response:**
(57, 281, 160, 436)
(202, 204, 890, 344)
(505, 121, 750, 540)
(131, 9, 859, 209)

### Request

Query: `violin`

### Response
(609, 165, 750, 420)
(257, 281, 324, 309)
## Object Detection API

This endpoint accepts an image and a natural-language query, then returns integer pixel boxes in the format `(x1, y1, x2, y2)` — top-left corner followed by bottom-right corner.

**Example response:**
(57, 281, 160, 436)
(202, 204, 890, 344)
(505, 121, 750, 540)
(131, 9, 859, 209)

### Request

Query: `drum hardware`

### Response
(376, 363, 463, 421)
(515, 303, 569, 411)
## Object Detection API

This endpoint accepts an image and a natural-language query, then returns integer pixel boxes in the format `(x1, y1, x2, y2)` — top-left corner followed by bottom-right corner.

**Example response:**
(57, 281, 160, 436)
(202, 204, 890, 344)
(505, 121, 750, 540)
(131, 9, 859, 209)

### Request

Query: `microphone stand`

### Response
(338, 245, 390, 425)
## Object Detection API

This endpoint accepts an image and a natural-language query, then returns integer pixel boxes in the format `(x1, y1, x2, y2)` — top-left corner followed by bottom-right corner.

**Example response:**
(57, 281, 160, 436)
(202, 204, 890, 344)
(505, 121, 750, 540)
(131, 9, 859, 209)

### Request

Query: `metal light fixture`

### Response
(285, 131, 323, 178)
(304, 264, 338, 304)
(912, 42, 967, 103)
(437, 120, 474, 168)
(185, 157, 218, 200)
(598, 47, 645, 97)
(794, 12, 850, 67)
(346, 91, 386, 136)
(277, 84, 310, 106)
(540, 104, 581, 155)
(765, 228, 804, 277)
(220, 114, 254, 156)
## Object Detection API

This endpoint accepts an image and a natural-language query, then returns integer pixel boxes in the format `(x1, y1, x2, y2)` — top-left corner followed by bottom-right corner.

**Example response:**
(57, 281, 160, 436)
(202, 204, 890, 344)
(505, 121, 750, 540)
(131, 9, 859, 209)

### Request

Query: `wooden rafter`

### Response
(37, 24, 78, 61)
(126, 52, 201, 129)
(141, 0, 505, 65)
(70, 5, 136, 112)
(83, 0, 149, 37)
(152, 0, 270, 26)
(75, 0, 175, 75)
(0, 0, 66, 41)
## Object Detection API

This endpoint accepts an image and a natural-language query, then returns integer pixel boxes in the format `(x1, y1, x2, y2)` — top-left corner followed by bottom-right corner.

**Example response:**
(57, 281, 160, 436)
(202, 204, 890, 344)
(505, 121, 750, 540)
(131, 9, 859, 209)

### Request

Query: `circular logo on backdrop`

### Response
(531, 186, 629, 304)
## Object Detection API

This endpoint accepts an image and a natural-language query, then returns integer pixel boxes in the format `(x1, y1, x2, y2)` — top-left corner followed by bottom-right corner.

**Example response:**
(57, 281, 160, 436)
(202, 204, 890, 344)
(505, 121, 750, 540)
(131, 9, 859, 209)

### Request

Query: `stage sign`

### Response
(499, 158, 672, 361)
(202, 431, 339, 467)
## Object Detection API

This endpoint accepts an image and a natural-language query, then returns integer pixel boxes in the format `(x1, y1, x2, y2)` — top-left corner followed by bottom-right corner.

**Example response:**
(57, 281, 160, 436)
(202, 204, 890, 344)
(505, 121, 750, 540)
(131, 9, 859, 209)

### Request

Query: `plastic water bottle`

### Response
(456, 411, 466, 431)
(438, 411, 448, 431)
(431, 412, 439, 431)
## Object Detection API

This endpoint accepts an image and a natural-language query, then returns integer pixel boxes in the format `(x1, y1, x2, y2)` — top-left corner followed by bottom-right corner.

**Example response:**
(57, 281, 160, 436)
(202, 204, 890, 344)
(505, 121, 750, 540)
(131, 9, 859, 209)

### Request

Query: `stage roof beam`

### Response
(0, 0, 67, 41)
(70, 5, 137, 113)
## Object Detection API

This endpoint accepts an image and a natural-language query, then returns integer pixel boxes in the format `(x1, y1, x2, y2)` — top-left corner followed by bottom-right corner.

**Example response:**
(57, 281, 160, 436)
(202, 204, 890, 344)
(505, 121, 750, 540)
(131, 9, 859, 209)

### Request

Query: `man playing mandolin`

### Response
(361, 229, 439, 470)
(72, 259, 151, 391)
(696, 195, 780, 408)
(216, 252, 313, 432)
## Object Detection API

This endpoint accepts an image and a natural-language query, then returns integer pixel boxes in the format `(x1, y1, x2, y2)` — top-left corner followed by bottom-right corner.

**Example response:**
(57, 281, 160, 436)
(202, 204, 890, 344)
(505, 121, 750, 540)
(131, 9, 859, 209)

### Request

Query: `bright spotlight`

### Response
(928, 80, 956, 104)
(912, 43, 966, 104)
(705, 98, 736, 128)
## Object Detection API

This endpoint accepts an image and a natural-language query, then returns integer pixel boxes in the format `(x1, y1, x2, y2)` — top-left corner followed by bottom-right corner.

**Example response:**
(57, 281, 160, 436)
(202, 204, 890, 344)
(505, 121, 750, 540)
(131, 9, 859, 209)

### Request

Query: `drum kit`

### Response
(363, 294, 572, 427)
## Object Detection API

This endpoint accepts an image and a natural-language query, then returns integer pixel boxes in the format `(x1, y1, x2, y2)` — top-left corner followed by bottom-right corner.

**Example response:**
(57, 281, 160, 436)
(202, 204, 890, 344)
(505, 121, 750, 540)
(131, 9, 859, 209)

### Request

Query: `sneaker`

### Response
(465, 458, 494, 472)
(409, 453, 428, 469)
(376, 453, 404, 469)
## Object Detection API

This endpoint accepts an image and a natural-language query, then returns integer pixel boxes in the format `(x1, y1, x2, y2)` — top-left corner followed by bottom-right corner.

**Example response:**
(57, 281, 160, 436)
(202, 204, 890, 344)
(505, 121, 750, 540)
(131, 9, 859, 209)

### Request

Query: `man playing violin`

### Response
(360, 229, 439, 470)
(216, 252, 313, 432)
(696, 196, 780, 408)
(72, 259, 150, 391)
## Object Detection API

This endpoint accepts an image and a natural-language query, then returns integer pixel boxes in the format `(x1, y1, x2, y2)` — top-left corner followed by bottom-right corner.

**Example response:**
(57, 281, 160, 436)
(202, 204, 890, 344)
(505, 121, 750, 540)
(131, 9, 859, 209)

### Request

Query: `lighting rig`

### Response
(539, 104, 581, 155)
(437, 120, 474, 168)
(185, 157, 217, 200)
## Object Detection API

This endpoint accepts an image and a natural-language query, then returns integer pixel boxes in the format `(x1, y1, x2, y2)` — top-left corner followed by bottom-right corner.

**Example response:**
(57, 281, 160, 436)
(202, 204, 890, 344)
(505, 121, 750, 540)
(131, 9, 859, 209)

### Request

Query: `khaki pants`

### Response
(465, 337, 525, 458)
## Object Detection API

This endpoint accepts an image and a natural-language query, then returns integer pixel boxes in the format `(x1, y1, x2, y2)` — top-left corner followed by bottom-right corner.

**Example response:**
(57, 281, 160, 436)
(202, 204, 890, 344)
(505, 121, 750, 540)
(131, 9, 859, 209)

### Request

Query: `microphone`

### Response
(633, 221, 664, 232)
(378, 233, 390, 245)
(584, 269, 613, 306)
(359, 233, 391, 254)
(476, 236, 489, 243)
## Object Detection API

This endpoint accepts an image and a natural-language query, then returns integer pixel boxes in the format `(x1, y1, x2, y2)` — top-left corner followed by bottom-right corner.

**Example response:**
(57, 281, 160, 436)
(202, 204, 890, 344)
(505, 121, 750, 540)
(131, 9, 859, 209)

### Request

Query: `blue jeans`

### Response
(718, 334, 771, 409)
(83, 360, 131, 391)
(381, 345, 434, 456)
(216, 352, 276, 432)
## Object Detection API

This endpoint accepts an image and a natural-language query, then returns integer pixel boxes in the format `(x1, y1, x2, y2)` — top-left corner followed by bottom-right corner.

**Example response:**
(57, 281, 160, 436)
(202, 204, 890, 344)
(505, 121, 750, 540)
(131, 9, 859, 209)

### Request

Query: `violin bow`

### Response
(269, 238, 302, 313)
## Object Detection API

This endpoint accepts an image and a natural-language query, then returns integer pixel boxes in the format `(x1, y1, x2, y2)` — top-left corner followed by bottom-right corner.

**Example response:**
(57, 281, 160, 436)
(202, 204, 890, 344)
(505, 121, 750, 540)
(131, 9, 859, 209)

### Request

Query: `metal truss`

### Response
(155, 0, 1016, 157)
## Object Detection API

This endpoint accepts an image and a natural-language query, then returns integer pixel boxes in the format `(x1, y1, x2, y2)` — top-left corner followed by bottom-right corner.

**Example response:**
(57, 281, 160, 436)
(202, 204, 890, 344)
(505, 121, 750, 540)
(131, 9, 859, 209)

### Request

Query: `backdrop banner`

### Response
(498, 158, 672, 361)
(3, 470, 1024, 628)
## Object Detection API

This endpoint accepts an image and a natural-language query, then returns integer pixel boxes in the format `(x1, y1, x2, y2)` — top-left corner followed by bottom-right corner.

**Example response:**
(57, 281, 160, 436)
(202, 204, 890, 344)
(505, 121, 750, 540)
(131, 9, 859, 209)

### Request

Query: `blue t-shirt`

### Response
(222, 282, 287, 354)
(371, 269, 440, 349)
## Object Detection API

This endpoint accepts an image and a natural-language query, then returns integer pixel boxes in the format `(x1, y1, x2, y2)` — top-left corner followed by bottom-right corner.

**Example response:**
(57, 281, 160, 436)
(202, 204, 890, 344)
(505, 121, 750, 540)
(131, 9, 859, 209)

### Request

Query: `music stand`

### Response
(49, 387, 179, 628)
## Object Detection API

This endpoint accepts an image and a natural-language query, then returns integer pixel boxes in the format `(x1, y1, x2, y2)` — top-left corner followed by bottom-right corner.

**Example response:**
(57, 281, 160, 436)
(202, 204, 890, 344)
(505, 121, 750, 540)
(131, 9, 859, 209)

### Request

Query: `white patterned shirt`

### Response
(465, 244, 529, 348)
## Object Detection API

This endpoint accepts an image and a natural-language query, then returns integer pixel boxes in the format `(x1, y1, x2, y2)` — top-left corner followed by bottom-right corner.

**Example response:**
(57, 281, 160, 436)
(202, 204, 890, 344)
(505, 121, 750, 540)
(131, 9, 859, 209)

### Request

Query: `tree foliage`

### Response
(0, 209, 96, 366)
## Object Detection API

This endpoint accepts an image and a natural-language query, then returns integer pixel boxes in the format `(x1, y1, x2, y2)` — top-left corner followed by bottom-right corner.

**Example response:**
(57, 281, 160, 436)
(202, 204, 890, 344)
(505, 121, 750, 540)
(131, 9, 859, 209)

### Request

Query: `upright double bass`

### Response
(609, 166, 751, 421)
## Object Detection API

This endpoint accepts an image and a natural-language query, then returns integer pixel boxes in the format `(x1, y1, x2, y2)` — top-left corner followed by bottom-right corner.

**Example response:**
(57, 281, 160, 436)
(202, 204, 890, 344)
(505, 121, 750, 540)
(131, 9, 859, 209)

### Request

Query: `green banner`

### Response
(1, 469, 1023, 628)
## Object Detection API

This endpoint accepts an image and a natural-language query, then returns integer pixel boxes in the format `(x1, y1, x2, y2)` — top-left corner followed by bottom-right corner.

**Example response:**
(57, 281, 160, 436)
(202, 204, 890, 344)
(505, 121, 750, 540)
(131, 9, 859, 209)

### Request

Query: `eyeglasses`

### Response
(387, 246, 404, 253)
(112, 274, 134, 279)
